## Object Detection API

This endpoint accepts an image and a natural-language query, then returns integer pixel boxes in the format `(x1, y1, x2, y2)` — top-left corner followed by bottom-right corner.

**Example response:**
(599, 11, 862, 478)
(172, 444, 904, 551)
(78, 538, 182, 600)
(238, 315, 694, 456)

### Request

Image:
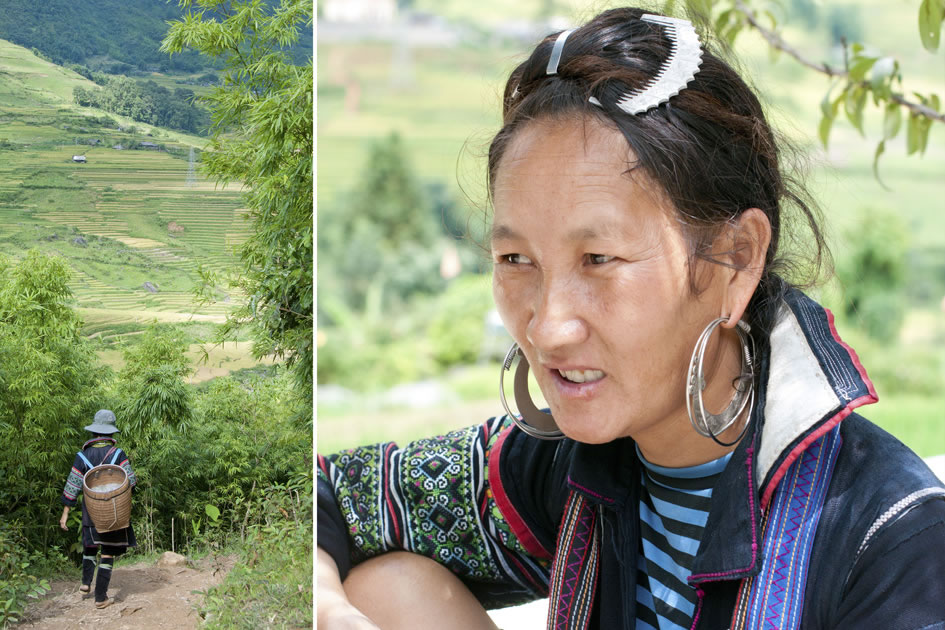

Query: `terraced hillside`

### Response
(0, 39, 251, 343)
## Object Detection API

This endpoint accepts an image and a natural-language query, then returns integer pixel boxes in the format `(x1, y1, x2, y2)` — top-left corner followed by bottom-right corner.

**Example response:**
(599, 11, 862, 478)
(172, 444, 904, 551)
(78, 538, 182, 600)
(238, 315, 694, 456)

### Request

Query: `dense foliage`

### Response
(162, 0, 314, 416)
(0, 251, 310, 622)
(73, 78, 210, 135)
(0, 252, 106, 548)
(0, 0, 311, 74)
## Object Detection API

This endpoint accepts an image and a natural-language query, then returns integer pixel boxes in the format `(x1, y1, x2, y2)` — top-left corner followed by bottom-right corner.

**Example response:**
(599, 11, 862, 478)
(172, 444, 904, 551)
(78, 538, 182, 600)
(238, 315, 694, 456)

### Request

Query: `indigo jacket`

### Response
(318, 291, 945, 629)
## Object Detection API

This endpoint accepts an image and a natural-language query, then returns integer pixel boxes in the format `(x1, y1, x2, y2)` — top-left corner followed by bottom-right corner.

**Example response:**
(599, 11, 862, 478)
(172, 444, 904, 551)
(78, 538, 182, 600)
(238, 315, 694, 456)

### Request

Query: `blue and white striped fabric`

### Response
(635, 447, 732, 630)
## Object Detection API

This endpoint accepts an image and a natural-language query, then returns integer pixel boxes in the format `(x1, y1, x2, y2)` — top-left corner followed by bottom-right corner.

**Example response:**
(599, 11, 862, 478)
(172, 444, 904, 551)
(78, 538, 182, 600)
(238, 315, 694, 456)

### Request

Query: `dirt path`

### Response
(16, 554, 235, 630)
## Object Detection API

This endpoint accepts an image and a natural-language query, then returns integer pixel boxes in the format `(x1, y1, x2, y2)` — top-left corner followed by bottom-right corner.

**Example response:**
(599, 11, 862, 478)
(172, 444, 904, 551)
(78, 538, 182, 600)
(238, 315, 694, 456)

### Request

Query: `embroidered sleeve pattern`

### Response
(117, 451, 137, 488)
(63, 464, 84, 504)
(319, 416, 550, 605)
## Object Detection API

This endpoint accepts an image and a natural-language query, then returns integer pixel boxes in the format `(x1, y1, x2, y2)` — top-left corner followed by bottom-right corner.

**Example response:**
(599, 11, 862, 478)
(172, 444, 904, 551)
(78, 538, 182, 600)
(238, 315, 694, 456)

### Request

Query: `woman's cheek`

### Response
(493, 272, 529, 335)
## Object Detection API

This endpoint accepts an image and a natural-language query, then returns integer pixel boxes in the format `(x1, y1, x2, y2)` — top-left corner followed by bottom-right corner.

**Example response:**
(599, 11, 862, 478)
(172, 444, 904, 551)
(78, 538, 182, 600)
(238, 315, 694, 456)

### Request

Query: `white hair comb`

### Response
(590, 14, 704, 115)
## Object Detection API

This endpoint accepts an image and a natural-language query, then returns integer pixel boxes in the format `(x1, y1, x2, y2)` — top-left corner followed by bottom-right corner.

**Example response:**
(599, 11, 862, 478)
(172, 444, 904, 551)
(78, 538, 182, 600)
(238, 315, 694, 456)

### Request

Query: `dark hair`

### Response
(487, 7, 829, 350)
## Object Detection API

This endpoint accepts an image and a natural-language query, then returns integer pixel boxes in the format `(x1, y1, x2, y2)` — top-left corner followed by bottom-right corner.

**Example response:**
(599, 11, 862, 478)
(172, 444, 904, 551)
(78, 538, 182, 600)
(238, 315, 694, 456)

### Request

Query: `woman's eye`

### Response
(501, 253, 532, 265)
(586, 254, 614, 265)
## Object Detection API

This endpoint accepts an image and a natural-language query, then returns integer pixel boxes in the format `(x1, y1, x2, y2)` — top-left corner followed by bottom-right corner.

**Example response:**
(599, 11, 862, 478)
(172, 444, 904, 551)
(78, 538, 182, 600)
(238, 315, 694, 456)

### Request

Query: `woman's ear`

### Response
(721, 208, 771, 328)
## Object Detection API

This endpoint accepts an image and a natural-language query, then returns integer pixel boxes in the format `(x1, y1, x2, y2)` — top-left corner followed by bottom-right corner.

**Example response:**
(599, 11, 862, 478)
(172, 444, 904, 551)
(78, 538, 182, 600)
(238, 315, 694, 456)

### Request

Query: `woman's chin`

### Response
(556, 416, 620, 445)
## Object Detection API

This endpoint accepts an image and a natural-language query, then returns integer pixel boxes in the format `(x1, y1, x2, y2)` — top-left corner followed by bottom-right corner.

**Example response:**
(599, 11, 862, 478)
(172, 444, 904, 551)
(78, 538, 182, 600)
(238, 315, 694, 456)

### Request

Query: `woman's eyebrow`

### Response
(490, 224, 521, 242)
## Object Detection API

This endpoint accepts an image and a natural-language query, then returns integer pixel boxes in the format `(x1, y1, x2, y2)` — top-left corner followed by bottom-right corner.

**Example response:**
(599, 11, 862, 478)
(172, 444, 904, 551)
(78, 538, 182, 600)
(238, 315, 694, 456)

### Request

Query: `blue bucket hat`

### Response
(84, 409, 120, 434)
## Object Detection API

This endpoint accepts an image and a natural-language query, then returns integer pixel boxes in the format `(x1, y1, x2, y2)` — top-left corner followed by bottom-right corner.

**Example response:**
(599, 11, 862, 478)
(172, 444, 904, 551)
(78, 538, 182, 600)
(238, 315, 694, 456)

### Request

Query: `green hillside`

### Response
(0, 0, 312, 73)
(0, 39, 254, 371)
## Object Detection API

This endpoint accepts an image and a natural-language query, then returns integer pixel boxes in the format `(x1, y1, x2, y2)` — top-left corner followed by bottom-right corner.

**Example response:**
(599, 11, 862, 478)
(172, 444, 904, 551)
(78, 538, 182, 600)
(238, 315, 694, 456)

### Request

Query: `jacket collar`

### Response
(565, 289, 878, 582)
(83, 436, 117, 450)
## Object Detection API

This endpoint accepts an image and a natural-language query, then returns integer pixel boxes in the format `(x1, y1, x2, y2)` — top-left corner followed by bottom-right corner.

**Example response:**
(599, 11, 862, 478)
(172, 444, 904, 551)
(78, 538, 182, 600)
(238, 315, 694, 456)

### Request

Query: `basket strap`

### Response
(77, 451, 94, 470)
(108, 448, 122, 465)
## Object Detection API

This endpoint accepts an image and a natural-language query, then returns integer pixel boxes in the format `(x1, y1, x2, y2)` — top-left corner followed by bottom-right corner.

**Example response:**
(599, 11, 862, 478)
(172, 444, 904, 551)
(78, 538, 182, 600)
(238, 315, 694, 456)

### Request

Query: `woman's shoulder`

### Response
(825, 412, 944, 571)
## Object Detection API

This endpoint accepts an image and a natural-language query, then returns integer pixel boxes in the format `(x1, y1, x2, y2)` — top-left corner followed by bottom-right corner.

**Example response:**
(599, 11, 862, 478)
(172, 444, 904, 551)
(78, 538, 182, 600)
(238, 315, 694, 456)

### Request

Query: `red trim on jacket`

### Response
(488, 425, 553, 560)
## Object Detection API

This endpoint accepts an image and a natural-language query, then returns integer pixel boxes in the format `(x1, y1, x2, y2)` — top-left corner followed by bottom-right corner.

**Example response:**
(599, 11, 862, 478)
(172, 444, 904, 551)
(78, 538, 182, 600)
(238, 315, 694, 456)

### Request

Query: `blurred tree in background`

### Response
(836, 208, 909, 342)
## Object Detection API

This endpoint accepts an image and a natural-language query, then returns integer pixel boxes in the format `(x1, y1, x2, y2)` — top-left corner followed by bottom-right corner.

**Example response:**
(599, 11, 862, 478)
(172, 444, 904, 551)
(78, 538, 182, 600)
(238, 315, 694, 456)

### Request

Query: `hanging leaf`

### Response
(917, 116, 933, 154)
(205, 504, 220, 522)
(848, 56, 878, 82)
(818, 113, 834, 148)
(870, 57, 897, 99)
(844, 85, 867, 135)
(883, 103, 902, 139)
(919, 0, 943, 52)
(871, 140, 890, 190)
(906, 114, 921, 154)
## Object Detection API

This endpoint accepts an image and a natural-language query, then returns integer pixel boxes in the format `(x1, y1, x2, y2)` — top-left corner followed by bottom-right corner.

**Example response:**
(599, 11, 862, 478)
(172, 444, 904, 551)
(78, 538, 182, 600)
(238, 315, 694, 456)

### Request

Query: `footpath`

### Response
(17, 553, 233, 630)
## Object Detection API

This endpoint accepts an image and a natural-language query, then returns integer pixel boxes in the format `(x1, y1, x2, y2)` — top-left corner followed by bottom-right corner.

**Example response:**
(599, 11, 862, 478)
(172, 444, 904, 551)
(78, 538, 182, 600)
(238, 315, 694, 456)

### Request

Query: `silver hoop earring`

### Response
(686, 318, 755, 447)
(499, 343, 564, 440)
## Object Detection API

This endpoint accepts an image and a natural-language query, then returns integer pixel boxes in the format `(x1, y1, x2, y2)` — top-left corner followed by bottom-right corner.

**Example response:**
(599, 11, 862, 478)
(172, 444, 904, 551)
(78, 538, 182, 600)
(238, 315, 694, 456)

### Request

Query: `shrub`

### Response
(0, 521, 50, 627)
(428, 274, 494, 367)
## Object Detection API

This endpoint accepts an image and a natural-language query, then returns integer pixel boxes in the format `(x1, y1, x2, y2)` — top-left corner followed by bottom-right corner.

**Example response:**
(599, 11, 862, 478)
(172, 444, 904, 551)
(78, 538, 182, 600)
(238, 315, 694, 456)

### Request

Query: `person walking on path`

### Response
(59, 409, 138, 609)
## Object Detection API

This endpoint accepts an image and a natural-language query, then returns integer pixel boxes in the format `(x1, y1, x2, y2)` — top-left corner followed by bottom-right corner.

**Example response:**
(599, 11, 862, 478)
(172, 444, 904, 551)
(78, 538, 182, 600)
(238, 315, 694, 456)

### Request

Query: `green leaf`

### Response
(870, 57, 896, 96)
(906, 114, 921, 154)
(205, 504, 220, 522)
(844, 85, 868, 135)
(919, 0, 943, 51)
(820, 90, 834, 118)
(871, 140, 889, 190)
(848, 56, 878, 82)
(818, 113, 834, 148)
(883, 103, 902, 139)
(917, 116, 933, 154)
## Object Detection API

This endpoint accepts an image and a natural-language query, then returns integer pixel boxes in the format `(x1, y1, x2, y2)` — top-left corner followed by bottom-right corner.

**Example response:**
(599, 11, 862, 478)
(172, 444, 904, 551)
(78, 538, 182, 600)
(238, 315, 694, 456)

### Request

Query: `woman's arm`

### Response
(317, 547, 379, 629)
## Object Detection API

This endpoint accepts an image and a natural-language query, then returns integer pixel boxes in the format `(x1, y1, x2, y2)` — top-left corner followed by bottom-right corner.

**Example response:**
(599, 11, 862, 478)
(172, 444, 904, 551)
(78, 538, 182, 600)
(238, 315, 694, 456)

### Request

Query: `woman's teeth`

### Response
(558, 369, 604, 383)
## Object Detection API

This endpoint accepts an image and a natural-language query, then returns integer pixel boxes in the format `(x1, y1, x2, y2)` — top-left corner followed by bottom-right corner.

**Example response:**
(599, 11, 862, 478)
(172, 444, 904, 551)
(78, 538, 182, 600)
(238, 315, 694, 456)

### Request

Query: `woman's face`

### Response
(491, 116, 728, 449)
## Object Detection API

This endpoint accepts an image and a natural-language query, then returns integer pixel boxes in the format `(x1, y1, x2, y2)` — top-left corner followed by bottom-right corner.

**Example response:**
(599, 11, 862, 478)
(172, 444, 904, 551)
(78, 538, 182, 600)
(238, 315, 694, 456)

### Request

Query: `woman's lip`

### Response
(547, 367, 606, 398)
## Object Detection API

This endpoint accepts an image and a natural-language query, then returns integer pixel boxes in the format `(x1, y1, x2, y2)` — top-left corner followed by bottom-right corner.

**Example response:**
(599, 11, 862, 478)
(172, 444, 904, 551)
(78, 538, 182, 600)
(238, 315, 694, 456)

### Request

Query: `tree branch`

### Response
(733, 0, 945, 124)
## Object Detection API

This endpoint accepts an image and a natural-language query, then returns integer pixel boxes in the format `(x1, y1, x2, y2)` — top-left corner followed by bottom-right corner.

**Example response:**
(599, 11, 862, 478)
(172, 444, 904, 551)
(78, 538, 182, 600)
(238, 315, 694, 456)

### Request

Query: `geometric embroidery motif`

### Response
(429, 504, 458, 533)
(420, 455, 451, 480)
(321, 415, 552, 608)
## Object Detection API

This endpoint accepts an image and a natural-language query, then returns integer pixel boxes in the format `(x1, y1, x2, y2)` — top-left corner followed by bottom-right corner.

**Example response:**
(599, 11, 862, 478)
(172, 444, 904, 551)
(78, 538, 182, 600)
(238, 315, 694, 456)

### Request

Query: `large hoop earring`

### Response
(499, 343, 565, 440)
(686, 318, 755, 447)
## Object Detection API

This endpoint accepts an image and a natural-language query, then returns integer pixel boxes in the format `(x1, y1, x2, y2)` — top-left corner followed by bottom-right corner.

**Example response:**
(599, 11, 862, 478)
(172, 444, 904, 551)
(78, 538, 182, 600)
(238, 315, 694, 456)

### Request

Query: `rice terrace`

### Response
(0, 37, 264, 379)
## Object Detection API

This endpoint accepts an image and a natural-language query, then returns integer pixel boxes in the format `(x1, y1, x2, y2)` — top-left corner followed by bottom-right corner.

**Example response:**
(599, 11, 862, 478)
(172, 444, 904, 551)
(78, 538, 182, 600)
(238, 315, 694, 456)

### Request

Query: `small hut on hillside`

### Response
(72, 155, 87, 163)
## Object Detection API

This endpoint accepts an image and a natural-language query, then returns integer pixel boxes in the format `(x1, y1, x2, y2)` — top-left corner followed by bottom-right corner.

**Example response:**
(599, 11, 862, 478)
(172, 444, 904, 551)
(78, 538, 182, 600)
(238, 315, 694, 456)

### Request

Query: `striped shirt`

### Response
(635, 447, 732, 630)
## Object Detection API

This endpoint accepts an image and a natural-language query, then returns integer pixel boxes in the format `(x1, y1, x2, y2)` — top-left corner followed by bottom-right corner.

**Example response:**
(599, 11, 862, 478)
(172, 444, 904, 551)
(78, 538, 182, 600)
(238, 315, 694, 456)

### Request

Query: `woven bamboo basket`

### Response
(83, 464, 131, 533)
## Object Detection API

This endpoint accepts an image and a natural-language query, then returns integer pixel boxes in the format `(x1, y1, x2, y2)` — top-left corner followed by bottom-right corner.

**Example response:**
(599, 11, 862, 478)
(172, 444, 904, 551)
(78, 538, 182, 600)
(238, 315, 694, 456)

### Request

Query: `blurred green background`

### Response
(316, 0, 945, 456)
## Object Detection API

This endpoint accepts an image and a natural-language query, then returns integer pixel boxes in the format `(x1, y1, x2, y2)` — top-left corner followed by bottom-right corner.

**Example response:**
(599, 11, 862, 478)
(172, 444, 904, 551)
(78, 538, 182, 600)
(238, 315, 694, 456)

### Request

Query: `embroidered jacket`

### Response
(318, 291, 945, 629)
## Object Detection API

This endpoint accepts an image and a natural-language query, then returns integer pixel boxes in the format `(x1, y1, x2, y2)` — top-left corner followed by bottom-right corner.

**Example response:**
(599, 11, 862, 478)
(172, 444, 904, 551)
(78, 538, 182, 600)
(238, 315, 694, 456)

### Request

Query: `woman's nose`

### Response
(525, 281, 588, 353)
